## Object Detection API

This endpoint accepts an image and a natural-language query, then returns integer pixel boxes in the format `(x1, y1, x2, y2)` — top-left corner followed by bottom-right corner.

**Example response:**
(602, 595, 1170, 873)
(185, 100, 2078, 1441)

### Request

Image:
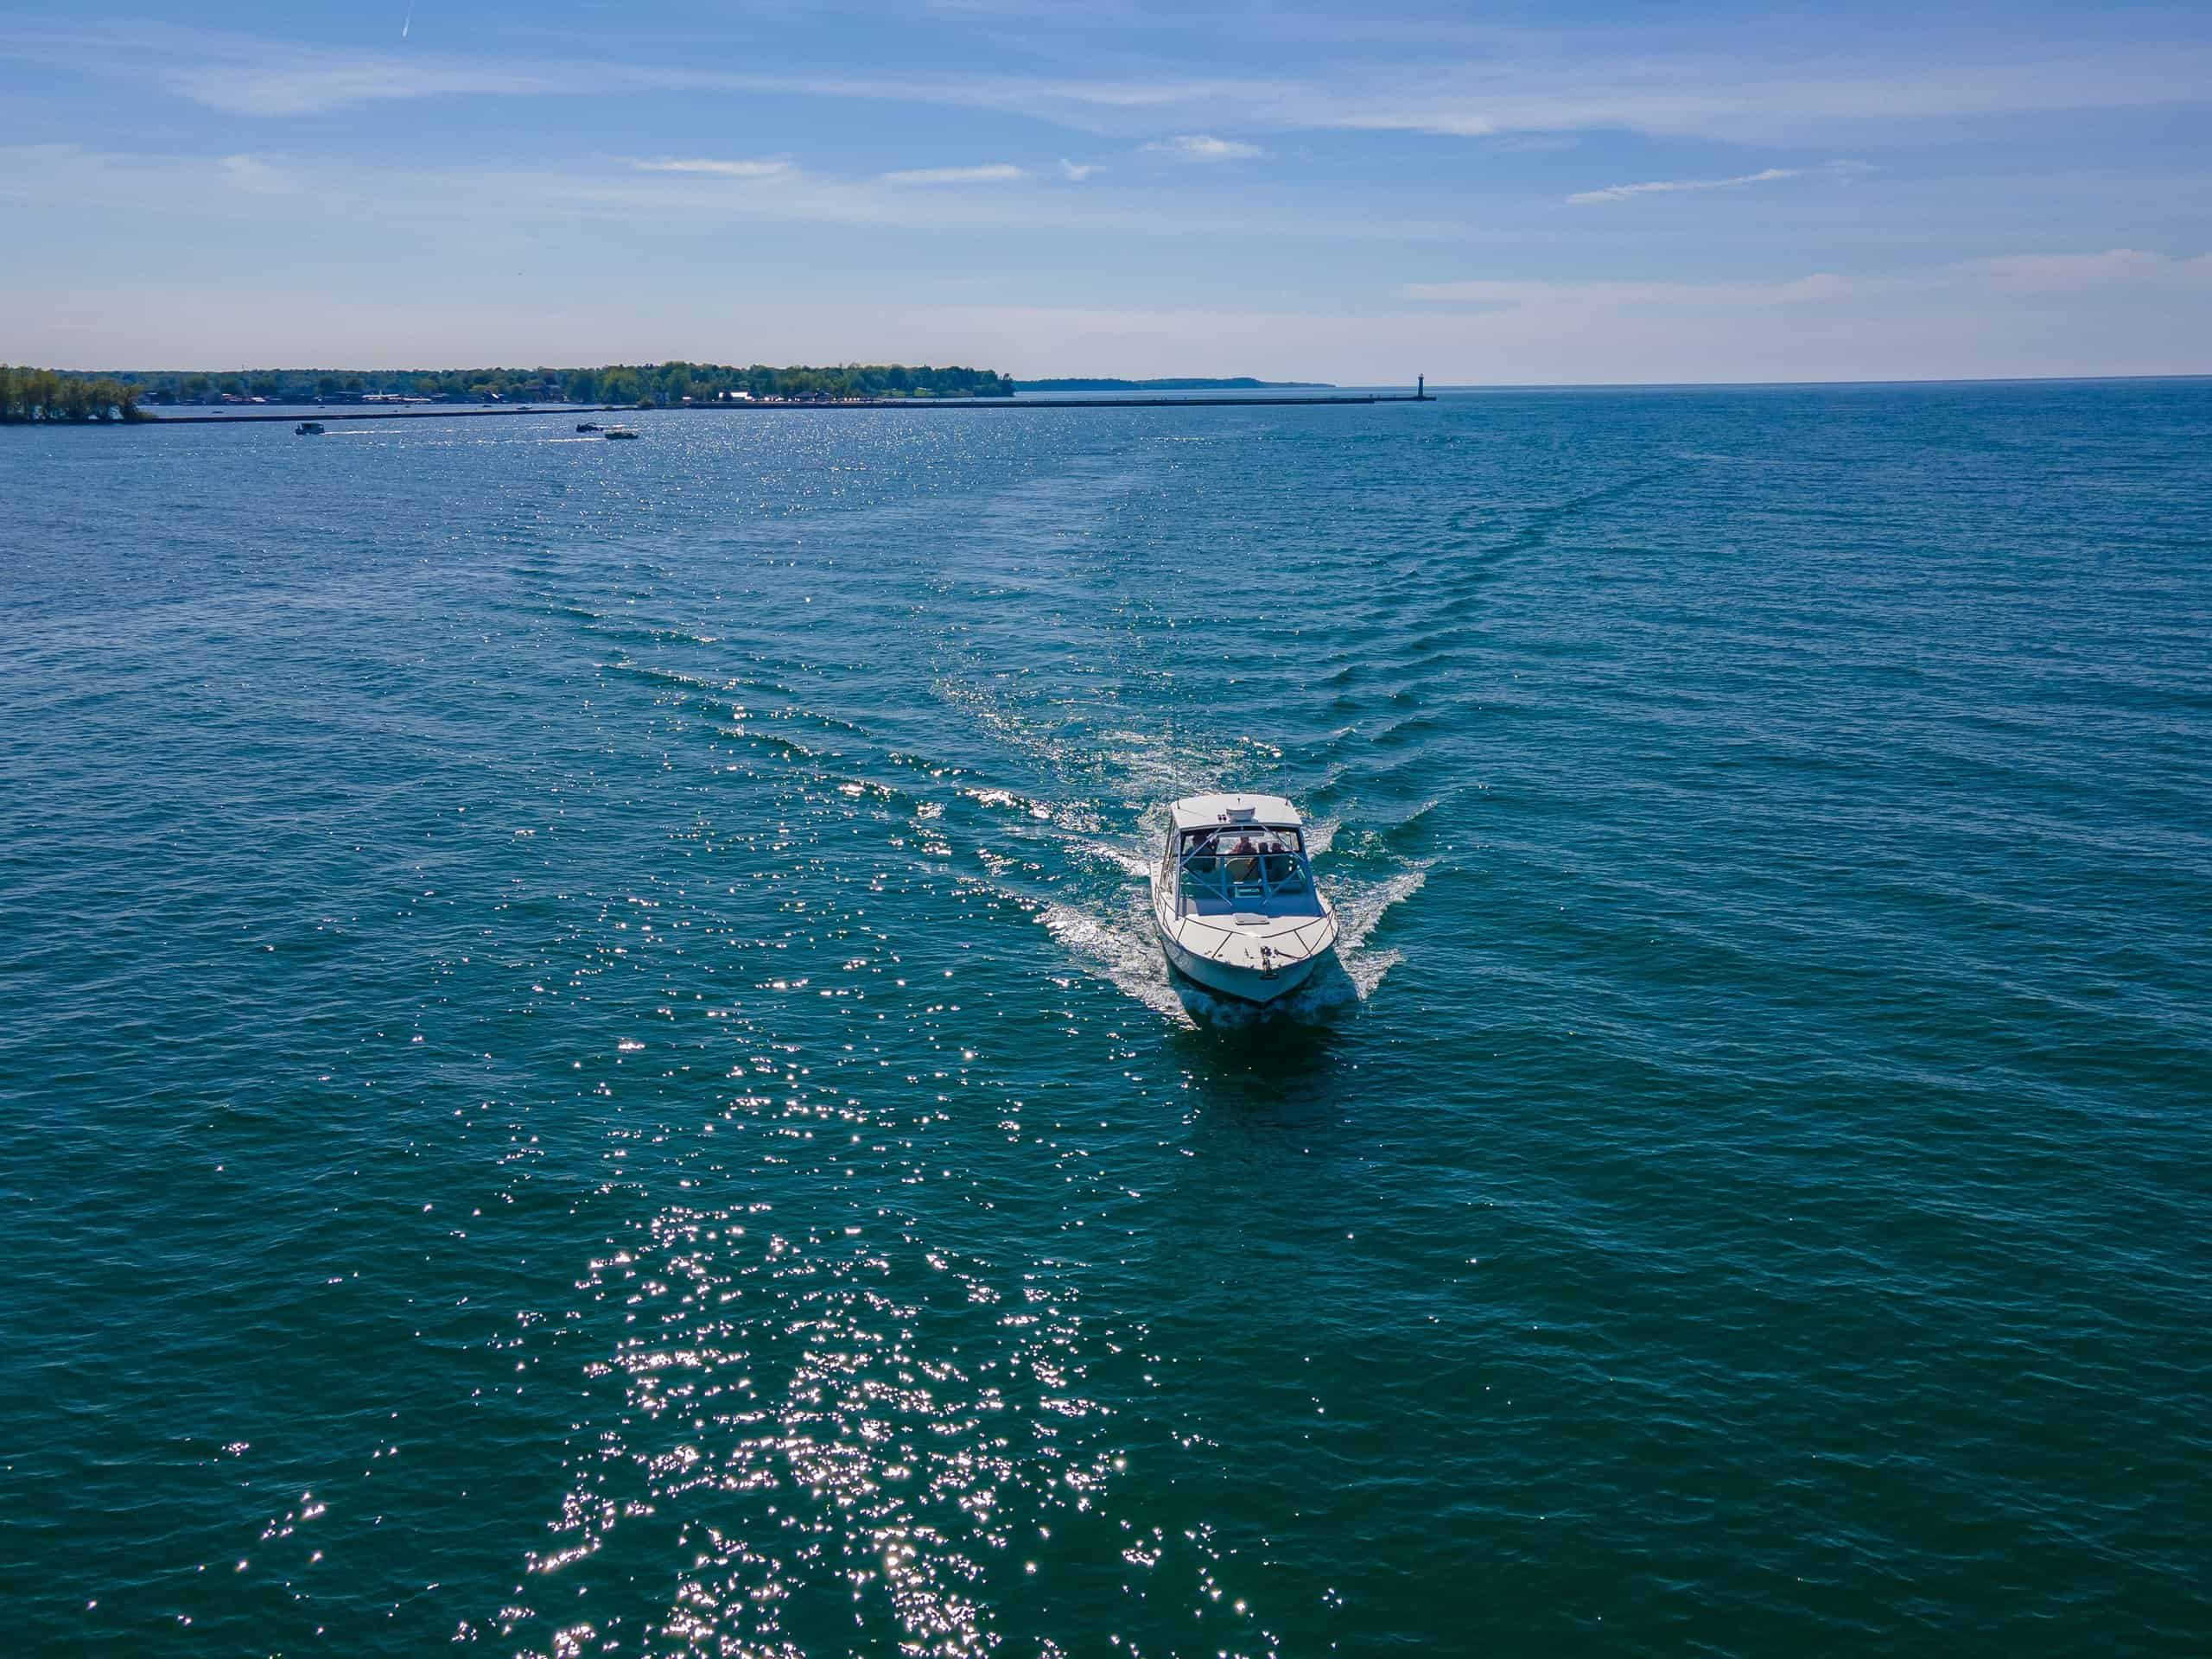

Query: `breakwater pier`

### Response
(150, 389, 1432, 425)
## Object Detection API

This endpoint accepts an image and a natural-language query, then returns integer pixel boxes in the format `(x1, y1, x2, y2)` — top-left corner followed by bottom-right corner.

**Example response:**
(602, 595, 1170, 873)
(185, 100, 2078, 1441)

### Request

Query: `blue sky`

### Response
(3, 1, 2209, 380)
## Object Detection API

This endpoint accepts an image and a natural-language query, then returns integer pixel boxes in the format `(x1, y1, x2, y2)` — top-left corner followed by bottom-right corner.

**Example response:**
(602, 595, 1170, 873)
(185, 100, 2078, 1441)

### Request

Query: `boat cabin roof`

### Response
(1168, 793, 1303, 833)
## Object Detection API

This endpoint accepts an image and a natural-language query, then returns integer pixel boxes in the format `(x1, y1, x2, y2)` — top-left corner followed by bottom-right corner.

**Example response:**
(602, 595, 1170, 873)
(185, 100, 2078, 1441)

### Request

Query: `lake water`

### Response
(3, 383, 2207, 1656)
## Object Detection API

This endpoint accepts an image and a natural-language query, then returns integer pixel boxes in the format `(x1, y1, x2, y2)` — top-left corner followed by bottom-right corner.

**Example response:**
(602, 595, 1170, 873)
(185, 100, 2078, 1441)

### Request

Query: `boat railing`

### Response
(1177, 841, 1313, 906)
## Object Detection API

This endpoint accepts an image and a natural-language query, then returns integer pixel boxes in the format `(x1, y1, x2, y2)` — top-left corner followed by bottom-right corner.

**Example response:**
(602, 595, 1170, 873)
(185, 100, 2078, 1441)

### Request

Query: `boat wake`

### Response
(562, 588, 1428, 1031)
(1039, 892, 1190, 1024)
(1328, 862, 1428, 998)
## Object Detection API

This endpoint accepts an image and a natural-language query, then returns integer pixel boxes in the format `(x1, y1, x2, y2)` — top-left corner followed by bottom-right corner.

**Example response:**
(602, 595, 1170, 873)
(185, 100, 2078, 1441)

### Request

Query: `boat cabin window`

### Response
(1176, 825, 1311, 899)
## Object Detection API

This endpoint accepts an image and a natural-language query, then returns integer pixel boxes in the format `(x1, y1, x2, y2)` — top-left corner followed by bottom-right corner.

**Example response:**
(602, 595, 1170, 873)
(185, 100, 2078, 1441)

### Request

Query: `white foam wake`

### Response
(1329, 862, 1428, 998)
(1039, 894, 1192, 1026)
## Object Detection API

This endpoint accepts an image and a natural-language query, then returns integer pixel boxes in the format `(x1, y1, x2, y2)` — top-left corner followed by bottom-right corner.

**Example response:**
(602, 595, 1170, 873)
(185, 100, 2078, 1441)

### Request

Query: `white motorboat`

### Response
(1151, 794, 1337, 1003)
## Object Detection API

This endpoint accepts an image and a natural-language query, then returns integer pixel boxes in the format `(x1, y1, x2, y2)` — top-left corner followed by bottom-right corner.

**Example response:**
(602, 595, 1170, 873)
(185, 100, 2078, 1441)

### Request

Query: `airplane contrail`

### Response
(402, 3, 414, 39)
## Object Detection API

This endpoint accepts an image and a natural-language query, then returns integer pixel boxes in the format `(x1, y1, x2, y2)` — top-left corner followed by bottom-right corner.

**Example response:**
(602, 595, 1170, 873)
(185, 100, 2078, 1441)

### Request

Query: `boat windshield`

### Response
(1176, 826, 1312, 902)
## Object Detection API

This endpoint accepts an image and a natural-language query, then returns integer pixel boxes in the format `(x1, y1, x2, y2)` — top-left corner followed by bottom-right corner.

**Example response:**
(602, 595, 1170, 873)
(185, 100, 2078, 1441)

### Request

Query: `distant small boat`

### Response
(603, 425, 641, 440)
(295, 421, 326, 435)
(1151, 793, 1337, 1002)
(575, 422, 601, 433)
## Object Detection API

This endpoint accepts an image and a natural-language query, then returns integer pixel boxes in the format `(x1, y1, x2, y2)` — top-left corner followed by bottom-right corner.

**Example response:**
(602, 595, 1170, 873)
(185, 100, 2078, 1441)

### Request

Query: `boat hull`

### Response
(1153, 909, 1327, 1005)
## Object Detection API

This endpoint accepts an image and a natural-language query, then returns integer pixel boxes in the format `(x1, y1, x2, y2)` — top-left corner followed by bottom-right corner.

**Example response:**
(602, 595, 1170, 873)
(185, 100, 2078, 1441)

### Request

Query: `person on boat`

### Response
(1228, 835, 1260, 882)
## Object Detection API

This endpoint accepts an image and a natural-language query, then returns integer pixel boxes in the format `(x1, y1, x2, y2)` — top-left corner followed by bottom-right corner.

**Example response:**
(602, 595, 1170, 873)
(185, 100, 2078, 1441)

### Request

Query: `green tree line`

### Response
(123, 361, 1014, 406)
(0, 366, 146, 423)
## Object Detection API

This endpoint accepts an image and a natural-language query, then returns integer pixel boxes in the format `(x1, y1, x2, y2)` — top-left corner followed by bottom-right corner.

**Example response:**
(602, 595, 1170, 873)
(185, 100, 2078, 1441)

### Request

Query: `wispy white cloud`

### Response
(630, 156, 794, 179)
(1568, 166, 1802, 206)
(1058, 158, 1103, 181)
(0, 140, 1451, 250)
(1313, 56, 2212, 142)
(880, 162, 1027, 185)
(16, 21, 2212, 146)
(1405, 274, 1860, 307)
(166, 44, 567, 116)
(1141, 134, 1263, 162)
(1567, 159, 1868, 205)
(218, 153, 288, 191)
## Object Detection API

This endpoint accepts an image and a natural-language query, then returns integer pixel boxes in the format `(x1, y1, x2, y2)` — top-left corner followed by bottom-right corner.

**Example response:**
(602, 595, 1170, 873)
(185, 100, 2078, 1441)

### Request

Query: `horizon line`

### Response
(1408, 372, 2212, 391)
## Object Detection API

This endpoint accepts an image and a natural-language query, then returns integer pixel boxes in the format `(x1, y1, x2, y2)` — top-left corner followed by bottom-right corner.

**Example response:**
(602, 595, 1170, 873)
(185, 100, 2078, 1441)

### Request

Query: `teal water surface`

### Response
(3, 384, 2208, 1656)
